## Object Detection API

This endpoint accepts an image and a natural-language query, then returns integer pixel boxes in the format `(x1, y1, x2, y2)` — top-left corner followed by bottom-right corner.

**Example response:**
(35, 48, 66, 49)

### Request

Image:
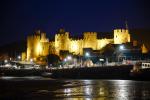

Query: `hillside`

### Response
(0, 40, 26, 60)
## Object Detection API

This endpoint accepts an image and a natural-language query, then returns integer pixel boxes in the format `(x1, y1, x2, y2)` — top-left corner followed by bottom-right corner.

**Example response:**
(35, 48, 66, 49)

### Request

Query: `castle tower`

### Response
(83, 32, 97, 50)
(114, 29, 130, 44)
(55, 28, 70, 55)
(27, 30, 49, 61)
(27, 31, 41, 61)
(141, 44, 148, 54)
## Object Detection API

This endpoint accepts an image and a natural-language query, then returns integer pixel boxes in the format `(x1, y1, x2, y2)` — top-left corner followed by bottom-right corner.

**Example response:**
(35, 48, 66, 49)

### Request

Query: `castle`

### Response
(26, 28, 131, 61)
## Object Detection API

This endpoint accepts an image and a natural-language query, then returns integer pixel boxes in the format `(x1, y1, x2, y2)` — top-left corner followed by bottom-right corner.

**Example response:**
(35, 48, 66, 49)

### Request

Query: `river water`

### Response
(0, 76, 150, 100)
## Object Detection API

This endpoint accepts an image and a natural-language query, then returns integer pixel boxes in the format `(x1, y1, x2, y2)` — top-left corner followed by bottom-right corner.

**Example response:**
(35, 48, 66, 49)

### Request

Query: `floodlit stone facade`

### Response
(27, 30, 49, 61)
(26, 29, 130, 61)
(114, 29, 130, 44)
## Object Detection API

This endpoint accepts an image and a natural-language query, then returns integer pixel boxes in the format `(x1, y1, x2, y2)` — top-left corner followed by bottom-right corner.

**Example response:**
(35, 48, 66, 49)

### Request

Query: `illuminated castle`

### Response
(26, 28, 131, 61)
(27, 30, 49, 61)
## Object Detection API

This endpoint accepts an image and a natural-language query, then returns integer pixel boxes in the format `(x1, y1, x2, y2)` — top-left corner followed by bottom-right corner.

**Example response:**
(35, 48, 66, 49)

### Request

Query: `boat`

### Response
(130, 62, 142, 76)
(141, 62, 150, 69)
(130, 61, 150, 76)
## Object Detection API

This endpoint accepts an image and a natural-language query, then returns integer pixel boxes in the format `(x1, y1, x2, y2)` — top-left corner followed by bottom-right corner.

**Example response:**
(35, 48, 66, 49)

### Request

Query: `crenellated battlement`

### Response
(83, 32, 97, 36)
(27, 28, 131, 61)
(114, 29, 130, 44)
(70, 39, 83, 42)
(70, 38, 83, 41)
(55, 32, 69, 38)
(83, 32, 97, 40)
(114, 29, 128, 33)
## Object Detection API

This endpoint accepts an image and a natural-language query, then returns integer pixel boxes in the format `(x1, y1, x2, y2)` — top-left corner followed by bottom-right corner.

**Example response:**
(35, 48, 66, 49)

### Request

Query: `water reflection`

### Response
(53, 80, 150, 99)
(0, 76, 51, 80)
(1, 77, 150, 99)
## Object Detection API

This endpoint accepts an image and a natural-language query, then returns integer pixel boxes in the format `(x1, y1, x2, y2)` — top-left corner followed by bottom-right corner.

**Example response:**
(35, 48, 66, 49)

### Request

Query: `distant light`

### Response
(99, 59, 104, 61)
(4, 60, 8, 63)
(119, 45, 124, 50)
(30, 58, 33, 62)
(64, 58, 67, 62)
(85, 52, 90, 57)
(67, 56, 72, 60)
(18, 55, 21, 59)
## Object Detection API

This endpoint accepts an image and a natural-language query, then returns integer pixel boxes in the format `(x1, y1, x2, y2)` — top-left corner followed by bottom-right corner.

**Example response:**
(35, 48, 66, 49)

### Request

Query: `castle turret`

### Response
(114, 29, 130, 44)
(142, 44, 148, 54)
(27, 30, 49, 61)
(55, 28, 70, 55)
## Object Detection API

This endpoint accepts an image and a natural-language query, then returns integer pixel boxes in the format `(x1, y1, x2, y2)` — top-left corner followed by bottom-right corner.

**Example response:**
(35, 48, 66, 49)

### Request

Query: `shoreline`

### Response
(0, 65, 150, 80)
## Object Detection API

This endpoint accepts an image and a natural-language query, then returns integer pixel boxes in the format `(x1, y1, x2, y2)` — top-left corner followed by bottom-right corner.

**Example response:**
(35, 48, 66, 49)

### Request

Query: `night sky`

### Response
(0, 0, 150, 45)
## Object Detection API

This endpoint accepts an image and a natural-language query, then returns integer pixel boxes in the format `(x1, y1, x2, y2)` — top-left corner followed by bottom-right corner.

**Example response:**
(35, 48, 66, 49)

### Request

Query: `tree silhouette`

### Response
(47, 54, 61, 67)
(100, 43, 115, 56)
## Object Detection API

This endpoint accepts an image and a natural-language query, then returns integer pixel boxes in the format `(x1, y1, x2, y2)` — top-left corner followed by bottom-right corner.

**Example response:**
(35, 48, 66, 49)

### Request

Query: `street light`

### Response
(119, 45, 124, 50)
(64, 58, 67, 62)
(18, 55, 21, 61)
(65, 56, 72, 68)
(118, 45, 126, 64)
(99, 58, 104, 62)
(4, 59, 8, 63)
(85, 52, 90, 57)
(99, 58, 104, 66)
(67, 56, 72, 60)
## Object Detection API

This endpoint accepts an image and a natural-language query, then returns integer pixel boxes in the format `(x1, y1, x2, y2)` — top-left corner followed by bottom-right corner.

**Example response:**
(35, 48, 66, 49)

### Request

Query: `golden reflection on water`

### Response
(54, 80, 109, 99)
(53, 80, 150, 99)
(2, 77, 150, 99)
